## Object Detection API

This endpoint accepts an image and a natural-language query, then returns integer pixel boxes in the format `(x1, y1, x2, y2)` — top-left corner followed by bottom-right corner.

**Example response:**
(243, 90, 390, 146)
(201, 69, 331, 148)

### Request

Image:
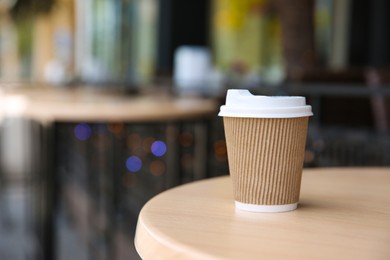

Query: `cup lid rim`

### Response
(218, 89, 313, 118)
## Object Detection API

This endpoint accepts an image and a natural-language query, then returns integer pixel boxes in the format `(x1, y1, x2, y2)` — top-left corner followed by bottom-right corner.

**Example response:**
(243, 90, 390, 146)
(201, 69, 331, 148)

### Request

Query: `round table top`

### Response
(135, 168, 390, 260)
(0, 87, 218, 122)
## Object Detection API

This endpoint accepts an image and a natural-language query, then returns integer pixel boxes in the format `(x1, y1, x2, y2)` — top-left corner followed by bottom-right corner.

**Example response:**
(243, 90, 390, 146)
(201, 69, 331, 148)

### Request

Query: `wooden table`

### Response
(0, 86, 217, 122)
(135, 168, 390, 259)
(0, 86, 218, 260)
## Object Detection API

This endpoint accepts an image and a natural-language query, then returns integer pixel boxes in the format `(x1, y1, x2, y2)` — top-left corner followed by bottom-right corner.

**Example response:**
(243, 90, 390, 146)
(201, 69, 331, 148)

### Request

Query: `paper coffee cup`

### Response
(219, 89, 313, 212)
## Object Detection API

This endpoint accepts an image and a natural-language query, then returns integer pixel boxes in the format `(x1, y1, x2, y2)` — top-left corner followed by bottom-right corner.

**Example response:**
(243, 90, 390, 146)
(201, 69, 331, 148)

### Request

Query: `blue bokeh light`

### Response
(151, 140, 167, 157)
(74, 123, 91, 141)
(126, 156, 142, 172)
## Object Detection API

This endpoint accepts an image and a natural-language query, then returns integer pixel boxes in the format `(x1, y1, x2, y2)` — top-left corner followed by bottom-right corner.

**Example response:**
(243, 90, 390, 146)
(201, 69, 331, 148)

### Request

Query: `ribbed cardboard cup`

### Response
(219, 90, 312, 212)
(224, 117, 309, 212)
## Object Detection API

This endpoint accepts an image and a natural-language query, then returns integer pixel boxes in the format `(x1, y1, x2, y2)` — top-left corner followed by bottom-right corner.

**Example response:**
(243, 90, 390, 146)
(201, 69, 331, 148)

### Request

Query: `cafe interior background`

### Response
(0, 0, 389, 259)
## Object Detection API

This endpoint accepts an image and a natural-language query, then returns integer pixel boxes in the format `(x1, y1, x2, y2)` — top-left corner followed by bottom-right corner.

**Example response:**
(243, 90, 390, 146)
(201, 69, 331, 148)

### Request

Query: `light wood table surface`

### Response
(0, 86, 218, 122)
(135, 168, 390, 259)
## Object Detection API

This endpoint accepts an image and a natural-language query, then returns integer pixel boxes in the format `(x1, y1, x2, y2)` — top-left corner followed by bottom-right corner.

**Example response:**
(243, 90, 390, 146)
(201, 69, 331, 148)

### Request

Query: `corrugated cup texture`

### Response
(223, 117, 309, 205)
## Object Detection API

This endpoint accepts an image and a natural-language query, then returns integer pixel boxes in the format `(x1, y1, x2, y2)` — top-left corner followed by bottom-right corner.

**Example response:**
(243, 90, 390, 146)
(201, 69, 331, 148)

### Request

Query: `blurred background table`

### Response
(0, 86, 221, 259)
(135, 167, 390, 259)
(0, 86, 218, 122)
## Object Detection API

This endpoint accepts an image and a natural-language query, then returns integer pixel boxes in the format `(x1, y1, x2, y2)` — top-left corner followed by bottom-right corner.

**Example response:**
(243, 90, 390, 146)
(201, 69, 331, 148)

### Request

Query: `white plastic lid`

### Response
(218, 89, 313, 118)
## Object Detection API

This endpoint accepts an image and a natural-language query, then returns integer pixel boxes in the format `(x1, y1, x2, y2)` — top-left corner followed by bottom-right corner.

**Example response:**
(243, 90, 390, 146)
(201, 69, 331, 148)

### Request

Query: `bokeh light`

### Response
(74, 123, 92, 141)
(179, 132, 193, 147)
(214, 140, 227, 161)
(108, 122, 124, 135)
(304, 150, 315, 164)
(150, 160, 166, 177)
(151, 140, 167, 157)
(126, 156, 142, 172)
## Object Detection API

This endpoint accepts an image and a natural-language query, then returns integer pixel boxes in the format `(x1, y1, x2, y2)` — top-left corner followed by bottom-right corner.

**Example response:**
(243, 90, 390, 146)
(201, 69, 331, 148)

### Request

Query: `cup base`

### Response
(235, 201, 298, 213)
